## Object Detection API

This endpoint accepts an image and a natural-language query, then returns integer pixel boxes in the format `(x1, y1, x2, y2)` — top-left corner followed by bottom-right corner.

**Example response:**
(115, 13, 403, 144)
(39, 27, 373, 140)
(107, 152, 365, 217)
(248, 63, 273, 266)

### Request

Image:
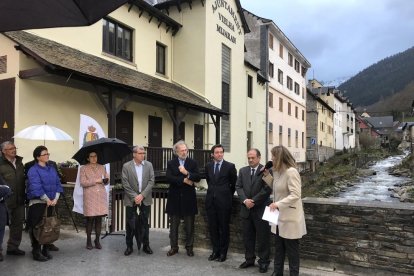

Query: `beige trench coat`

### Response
(263, 167, 306, 239)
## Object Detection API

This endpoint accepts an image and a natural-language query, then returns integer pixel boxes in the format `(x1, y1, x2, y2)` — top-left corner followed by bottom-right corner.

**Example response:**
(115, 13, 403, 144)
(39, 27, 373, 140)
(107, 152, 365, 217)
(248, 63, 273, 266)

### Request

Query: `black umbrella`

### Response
(72, 137, 131, 165)
(128, 204, 145, 249)
(0, 0, 129, 32)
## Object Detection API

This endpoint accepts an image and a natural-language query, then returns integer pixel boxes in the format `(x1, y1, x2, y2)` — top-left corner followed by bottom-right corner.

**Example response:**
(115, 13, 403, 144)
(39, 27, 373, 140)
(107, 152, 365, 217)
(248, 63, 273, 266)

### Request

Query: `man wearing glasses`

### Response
(122, 145, 155, 256)
(0, 141, 26, 257)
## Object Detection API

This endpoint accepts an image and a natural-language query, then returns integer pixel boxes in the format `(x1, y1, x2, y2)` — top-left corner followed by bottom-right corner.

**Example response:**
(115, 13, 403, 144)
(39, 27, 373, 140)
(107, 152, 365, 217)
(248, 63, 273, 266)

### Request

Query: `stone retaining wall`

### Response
(302, 198, 414, 275)
(189, 194, 414, 275)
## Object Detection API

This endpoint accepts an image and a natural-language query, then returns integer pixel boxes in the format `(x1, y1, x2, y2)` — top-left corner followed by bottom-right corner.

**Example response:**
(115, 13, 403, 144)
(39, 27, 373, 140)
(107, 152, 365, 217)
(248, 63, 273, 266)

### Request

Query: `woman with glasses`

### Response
(27, 146, 63, 262)
(79, 151, 109, 250)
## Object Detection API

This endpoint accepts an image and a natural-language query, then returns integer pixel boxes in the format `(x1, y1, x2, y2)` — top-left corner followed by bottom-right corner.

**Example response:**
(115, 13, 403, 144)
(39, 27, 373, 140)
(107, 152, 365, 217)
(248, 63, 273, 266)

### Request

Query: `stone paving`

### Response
(0, 227, 390, 276)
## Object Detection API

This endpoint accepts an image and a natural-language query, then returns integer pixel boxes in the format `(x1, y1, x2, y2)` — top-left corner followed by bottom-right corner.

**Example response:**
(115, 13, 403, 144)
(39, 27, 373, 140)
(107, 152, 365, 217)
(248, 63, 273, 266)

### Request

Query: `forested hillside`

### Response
(338, 46, 414, 108)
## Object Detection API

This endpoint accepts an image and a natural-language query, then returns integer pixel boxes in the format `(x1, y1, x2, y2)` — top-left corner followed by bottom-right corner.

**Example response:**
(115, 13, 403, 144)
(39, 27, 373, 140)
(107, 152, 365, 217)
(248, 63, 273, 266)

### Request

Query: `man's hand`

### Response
(178, 165, 188, 176)
(183, 177, 194, 186)
(50, 199, 58, 206)
(244, 199, 255, 209)
(46, 199, 53, 206)
(135, 194, 144, 205)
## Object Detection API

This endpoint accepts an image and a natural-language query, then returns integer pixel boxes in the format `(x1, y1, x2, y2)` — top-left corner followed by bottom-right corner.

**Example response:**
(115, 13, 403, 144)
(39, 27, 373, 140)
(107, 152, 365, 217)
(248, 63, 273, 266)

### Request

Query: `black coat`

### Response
(166, 157, 200, 216)
(235, 164, 272, 219)
(205, 160, 237, 211)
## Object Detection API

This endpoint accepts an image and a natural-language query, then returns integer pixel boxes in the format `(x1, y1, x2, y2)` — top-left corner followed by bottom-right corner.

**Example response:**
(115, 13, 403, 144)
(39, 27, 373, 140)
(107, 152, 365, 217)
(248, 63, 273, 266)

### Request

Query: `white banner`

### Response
(72, 114, 108, 214)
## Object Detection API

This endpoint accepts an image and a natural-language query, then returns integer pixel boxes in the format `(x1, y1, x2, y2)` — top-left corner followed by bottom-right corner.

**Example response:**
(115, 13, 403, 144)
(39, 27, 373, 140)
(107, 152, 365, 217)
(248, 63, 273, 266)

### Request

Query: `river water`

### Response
(337, 153, 410, 202)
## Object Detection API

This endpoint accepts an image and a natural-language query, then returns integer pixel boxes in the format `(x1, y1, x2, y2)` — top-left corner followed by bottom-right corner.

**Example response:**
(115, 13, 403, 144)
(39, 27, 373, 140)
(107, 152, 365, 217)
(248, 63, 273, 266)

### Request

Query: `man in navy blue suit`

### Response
(205, 144, 237, 262)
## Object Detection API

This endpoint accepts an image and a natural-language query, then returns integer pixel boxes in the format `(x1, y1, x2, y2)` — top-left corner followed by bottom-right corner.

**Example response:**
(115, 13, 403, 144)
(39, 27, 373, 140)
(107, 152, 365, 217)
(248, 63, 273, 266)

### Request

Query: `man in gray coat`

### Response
(236, 149, 272, 273)
(122, 145, 155, 256)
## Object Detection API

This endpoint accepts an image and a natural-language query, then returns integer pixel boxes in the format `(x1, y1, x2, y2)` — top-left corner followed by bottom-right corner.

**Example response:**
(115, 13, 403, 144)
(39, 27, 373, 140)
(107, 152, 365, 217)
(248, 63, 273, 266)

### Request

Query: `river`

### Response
(337, 153, 410, 202)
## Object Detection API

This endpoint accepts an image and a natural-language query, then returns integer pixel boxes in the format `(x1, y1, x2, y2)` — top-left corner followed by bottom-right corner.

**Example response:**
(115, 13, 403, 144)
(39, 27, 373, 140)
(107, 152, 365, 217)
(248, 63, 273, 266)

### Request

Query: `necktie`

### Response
(214, 163, 220, 179)
(251, 168, 255, 181)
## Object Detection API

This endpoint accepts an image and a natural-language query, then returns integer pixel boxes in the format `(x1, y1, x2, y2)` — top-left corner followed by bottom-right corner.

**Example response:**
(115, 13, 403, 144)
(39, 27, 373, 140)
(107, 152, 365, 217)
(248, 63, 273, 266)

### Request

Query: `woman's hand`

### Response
(95, 178, 103, 184)
(269, 202, 278, 211)
(50, 199, 58, 206)
(262, 168, 270, 177)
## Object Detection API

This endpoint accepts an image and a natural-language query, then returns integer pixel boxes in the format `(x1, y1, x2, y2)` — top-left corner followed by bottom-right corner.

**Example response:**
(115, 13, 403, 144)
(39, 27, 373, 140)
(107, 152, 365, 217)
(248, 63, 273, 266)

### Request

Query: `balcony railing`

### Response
(112, 147, 211, 183)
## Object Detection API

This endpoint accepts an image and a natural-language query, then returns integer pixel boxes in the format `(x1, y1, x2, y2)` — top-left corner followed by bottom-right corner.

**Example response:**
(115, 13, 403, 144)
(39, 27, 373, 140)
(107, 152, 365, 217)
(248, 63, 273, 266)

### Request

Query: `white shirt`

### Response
(134, 160, 145, 192)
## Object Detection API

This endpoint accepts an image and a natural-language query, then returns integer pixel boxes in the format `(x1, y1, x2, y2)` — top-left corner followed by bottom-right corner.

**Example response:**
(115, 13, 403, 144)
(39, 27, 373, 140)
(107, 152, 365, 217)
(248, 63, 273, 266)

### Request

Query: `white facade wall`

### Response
(268, 31, 307, 164)
(334, 97, 344, 150)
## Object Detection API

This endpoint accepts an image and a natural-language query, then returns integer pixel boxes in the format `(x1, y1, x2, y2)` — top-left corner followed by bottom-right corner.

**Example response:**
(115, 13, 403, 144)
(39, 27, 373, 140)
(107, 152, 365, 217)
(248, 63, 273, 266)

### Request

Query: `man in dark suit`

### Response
(165, 140, 200, 257)
(236, 148, 272, 273)
(205, 144, 237, 262)
(122, 145, 155, 256)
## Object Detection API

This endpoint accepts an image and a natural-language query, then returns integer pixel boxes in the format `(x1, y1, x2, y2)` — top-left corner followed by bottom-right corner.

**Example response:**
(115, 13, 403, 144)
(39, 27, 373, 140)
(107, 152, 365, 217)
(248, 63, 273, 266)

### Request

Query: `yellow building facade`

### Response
(0, 0, 266, 175)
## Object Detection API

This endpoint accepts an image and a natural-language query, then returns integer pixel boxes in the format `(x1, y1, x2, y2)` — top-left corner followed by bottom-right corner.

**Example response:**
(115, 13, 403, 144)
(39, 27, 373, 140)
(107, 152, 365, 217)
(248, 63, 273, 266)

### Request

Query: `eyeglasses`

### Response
(89, 155, 98, 158)
(4, 147, 17, 151)
(39, 153, 50, 156)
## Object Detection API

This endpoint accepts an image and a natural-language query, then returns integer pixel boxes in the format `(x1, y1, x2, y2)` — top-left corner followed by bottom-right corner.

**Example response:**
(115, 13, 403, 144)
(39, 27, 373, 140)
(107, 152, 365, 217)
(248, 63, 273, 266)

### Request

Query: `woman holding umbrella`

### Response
(79, 151, 109, 250)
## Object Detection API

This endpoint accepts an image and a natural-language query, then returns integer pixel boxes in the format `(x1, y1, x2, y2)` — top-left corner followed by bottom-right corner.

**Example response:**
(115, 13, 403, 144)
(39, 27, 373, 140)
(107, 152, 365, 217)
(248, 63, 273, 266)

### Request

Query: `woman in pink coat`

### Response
(80, 151, 109, 250)
(263, 146, 306, 276)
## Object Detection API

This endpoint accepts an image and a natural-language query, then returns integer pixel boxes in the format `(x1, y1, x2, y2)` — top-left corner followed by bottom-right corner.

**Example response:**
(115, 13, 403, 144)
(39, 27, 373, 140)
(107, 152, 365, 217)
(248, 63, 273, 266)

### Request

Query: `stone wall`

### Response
(58, 184, 85, 230)
(189, 194, 414, 275)
(302, 198, 414, 275)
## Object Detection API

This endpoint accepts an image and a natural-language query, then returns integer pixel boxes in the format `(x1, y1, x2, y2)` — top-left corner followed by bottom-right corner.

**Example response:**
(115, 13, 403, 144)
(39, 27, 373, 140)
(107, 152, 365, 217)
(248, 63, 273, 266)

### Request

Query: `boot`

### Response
(41, 245, 53, 260)
(30, 228, 48, 262)
(86, 218, 93, 250)
(94, 217, 102, 249)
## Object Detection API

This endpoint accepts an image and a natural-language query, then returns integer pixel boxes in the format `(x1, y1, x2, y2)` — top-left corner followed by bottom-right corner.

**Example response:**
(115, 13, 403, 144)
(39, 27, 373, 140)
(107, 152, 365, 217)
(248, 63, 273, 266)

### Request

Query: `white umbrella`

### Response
(13, 122, 73, 145)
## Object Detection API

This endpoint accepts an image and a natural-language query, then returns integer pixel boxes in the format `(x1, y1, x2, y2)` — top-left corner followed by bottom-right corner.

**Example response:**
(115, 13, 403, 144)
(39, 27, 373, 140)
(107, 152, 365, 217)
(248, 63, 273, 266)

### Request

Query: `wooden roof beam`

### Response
(18, 67, 48, 79)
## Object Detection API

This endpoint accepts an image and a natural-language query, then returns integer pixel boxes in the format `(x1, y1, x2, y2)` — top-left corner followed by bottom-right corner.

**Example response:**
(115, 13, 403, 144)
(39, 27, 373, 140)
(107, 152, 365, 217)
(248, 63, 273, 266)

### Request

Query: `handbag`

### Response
(33, 206, 61, 244)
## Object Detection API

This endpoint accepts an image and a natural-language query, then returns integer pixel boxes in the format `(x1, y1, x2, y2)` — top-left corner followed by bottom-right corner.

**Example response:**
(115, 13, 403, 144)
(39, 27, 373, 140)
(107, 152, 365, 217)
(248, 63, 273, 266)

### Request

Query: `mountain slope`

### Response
(338, 46, 414, 107)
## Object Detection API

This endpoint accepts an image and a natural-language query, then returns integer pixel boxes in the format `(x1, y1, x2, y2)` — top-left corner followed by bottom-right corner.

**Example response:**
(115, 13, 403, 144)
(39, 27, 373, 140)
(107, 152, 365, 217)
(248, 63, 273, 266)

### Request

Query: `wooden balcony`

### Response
(112, 147, 211, 183)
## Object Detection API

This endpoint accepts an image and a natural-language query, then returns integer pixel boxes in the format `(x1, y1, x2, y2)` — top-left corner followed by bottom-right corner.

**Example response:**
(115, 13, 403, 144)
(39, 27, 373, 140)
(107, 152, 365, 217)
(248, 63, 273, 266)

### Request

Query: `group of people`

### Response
(0, 142, 63, 262)
(0, 139, 306, 276)
(148, 140, 306, 276)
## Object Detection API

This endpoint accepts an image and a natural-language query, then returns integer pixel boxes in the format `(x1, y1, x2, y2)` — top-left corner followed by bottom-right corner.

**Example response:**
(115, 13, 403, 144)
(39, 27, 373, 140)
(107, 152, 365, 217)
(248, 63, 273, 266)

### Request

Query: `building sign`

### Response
(212, 0, 242, 44)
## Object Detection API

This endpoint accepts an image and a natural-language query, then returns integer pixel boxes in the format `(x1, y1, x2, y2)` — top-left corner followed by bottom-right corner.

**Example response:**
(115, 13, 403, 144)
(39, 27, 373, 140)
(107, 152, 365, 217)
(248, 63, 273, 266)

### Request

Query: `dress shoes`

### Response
(6, 248, 25, 256)
(124, 247, 133, 256)
(239, 261, 255, 269)
(259, 264, 269, 273)
(167, 248, 178, 256)
(216, 254, 226, 262)
(208, 252, 220, 261)
(143, 245, 153, 254)
(48, 244, 59, 251)
(186, 248, 194, 257)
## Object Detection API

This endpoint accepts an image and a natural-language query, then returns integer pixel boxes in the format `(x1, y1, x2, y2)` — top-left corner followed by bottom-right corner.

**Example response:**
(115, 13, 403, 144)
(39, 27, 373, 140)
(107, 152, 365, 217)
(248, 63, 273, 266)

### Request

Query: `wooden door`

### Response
(194, 124, 204, 149)
(148, 116, 162, 147)
(116, 110, 133, 146)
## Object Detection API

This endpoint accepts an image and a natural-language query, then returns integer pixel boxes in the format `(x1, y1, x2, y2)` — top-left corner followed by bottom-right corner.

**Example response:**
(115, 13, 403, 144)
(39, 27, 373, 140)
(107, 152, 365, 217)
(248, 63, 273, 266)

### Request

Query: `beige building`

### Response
(0, 0, 266, 180)
(306, 89, 335, 169)
(243, 10, 310, 166)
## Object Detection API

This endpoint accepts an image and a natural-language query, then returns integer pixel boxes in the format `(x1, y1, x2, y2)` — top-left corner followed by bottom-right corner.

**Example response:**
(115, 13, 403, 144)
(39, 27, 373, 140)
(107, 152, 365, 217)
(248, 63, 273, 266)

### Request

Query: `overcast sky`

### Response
(240, 0, 414, 82)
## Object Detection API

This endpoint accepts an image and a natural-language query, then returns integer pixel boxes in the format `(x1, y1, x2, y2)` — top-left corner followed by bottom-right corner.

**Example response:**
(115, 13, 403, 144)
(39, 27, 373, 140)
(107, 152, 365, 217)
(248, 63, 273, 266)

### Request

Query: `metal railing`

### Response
(110, 188, 169, 232)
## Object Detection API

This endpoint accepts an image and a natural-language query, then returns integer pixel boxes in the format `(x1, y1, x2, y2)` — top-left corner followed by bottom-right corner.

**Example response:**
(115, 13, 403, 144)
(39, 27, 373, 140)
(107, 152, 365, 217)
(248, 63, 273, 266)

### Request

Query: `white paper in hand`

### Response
(262, 206, 279, 225)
